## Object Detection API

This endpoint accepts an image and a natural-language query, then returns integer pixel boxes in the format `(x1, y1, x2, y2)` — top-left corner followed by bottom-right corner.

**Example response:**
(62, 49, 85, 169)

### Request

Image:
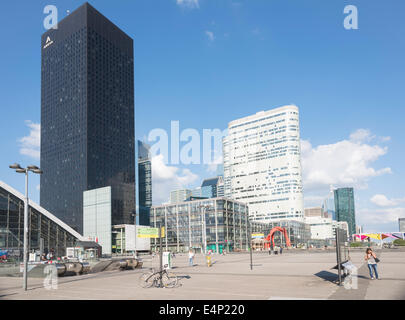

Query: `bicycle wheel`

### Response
(162, 271, 178, 288)
(139, 271, 155, 288)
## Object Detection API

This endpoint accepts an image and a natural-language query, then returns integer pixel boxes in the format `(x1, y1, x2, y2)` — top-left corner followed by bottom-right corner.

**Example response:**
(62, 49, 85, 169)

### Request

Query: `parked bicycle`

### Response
(139, 265, 178, 288)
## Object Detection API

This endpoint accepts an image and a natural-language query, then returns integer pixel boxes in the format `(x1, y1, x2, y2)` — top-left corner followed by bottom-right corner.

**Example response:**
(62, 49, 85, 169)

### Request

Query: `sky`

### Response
(0, 0, 404, 233)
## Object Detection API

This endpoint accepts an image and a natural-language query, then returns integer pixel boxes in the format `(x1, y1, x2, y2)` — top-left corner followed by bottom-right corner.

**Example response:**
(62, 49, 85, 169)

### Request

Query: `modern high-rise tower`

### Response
(223, 105, 304, 222)
(40, 3, 135, 233)
(334, 187, 356, 236)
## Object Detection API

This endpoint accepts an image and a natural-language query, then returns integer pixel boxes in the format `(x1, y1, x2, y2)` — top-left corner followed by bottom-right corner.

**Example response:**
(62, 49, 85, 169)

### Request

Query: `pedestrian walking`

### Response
(365, 248, 380, 280)
(188, 249, 195, 266)
(280, 246, 283, 255)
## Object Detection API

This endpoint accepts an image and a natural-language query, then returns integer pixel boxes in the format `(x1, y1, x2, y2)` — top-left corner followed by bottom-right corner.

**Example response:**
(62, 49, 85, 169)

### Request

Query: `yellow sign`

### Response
(137, 227, 165, 238)
(137, 227, 159, 238)
(252, 233, 265, 239)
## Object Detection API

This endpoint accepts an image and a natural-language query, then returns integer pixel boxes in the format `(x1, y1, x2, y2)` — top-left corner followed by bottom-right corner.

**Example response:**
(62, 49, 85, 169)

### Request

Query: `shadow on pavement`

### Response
(314, 271, 338, 283)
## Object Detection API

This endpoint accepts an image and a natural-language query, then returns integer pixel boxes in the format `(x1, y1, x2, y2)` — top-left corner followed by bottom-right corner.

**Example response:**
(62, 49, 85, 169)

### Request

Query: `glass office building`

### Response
(151, 198, 250, 253)
(334, 188, 356, 236)
(0, 181, 83, 258)
(137, 141, 152, 226)
(40, 3, 136, 234)
(194, 176, 225, 198)
(267, 220, 311, 246)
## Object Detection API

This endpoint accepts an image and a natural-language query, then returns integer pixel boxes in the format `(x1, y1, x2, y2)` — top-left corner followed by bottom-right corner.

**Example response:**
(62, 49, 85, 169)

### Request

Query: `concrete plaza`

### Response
(1, 248, 404, 300)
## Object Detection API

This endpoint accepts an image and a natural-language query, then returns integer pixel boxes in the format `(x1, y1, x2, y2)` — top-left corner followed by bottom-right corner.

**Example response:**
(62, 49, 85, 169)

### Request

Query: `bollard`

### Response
(206, 255, 212, 267)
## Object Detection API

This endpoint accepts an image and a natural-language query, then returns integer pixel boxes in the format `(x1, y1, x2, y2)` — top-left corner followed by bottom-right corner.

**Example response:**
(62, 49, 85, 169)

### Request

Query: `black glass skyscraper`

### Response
(40, 2, 135, 233)
(334, 187, 356, 236)
(137, 141, 152, 226)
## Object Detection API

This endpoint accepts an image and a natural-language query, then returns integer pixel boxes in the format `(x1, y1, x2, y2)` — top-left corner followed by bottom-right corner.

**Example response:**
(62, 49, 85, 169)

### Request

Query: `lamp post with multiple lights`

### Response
(9, 163, 42, 291)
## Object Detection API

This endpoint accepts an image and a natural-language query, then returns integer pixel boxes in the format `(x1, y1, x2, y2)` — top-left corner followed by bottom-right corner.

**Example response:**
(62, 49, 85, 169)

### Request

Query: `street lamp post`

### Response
(198, 204, 211, 254)
(131, 211, 138, 257)
(9, 163, 42, 291)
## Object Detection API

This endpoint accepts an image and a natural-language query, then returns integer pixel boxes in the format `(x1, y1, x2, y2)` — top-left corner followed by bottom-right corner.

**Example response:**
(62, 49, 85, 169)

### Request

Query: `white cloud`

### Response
(349, 128, 375, 142)
(205, 31, 215, 42)
(370, 194, 405, 207)
(379, 136, 391, 142)
(301, 129, 392, 193)
(176, 0, 199, 9)
(152, 154, 199, 205)
(19, 121, 40, 160)
(357, 207, 405, 225)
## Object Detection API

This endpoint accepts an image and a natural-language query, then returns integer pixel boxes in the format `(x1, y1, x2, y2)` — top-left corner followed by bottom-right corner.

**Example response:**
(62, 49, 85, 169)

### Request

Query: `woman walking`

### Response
(365, 248, 379, 280)
(188, 249, 195, 267)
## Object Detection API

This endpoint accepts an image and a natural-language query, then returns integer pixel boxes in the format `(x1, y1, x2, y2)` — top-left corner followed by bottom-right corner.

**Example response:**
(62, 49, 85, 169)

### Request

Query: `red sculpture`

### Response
(264, 227, 291, 249)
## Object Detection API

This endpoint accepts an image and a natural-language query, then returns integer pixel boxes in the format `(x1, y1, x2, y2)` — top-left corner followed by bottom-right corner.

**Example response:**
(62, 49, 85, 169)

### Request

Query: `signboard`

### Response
(252, 233, 265, 239)
(137, 227, 159, 238)
(137, 227, 165, 238)
(125, 225, 152, 251)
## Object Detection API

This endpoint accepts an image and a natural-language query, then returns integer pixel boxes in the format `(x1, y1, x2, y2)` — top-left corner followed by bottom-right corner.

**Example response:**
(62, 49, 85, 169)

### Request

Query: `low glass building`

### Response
(267, 220, 311, 247)
(151, 198, 250, 253)
(0, 181, 84, 259)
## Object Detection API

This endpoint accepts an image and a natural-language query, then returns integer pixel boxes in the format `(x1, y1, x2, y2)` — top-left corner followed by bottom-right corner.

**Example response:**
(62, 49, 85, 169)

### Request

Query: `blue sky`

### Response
(0, 0, 404, 233)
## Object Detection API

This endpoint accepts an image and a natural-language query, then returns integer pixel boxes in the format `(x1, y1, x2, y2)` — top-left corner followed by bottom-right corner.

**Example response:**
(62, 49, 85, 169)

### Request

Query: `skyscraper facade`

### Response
(334, 187, 356, 236)
(137, 141, 152, 226)
(223, 105, 304, 222)
(40, 3, 135, 233)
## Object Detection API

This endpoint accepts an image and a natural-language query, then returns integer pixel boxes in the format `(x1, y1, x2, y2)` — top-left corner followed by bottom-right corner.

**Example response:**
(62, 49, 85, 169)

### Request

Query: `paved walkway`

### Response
(1, 249, 404, 300)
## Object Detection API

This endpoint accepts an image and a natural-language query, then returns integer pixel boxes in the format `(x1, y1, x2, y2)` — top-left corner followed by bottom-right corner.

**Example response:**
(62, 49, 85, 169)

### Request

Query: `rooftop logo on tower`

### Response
(43, 36, 54, 49)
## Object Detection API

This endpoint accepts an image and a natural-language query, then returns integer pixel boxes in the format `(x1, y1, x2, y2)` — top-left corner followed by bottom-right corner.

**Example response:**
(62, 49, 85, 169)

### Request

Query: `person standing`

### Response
(188, 249, 194, 266)
(365, 248, 379, 280)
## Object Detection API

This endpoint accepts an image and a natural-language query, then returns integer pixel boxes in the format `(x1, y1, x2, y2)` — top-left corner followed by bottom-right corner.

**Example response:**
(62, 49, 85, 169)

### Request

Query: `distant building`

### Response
(332, 221, 349, 240)
(399, 218, 405, 232)
(170, 189, 192, 204)
(191, 187, 203, 198)
(202, 176, 224, 198)
(216, 164, 224, 178)
(305, 216, 334, 240)
(334, 188, 356, 236)
(192, 176, 224, 199)
(223, 105, 304, 222)
(304, 207, 323, 218)
(322, 187, 336, 220)
(137, 141, 152, 226)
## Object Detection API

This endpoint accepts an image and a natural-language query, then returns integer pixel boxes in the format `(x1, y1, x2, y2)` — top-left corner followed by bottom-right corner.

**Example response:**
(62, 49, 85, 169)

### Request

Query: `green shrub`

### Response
(350, 242, 365, 247)
(393, 239, 405, 246)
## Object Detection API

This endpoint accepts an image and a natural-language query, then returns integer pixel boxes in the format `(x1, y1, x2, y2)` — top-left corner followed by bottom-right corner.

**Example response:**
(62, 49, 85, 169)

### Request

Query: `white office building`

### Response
(305, 216, 334, 240)
(332, 220, 349, 239)
(223, 105, 304, 222)
(170, 189, 192, 204)
(83, 186, 112, 255)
